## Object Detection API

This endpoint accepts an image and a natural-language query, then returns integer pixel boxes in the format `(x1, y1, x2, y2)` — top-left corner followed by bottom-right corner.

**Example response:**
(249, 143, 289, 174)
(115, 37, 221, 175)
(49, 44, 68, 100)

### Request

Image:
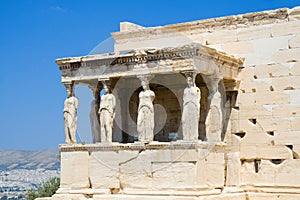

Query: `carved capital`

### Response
(98, 78, 112, 95)
(203, 75, 222, 94)
(98, 78, 110, 86)
(182, 70, 197, 84)
(137, 74, 153, 84)
(63, 81, 75, 97)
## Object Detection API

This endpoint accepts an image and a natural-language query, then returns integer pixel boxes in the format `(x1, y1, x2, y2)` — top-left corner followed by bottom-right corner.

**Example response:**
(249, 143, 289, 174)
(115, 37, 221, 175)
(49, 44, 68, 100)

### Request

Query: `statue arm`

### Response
(137, 112, 142, 127)
(150, 90, 155, 101)
(112, 95, 116, 108)
(75, 97, 79, 108)
(197, 87, 201, 95)
(183, 87, 189, 101)
(151, 90, 155, 97)
(63, 99, 69, 112)
(98, 104, 101, 114)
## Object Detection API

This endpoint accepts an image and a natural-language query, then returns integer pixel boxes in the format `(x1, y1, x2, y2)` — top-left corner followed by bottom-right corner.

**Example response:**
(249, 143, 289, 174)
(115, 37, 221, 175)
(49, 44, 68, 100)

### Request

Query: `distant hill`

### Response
(0, 149, 60, 170)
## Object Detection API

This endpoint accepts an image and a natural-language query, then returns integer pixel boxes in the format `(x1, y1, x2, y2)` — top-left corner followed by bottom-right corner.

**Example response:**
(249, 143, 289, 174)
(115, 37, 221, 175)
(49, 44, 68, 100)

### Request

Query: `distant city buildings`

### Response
(0, 169, 59, 200)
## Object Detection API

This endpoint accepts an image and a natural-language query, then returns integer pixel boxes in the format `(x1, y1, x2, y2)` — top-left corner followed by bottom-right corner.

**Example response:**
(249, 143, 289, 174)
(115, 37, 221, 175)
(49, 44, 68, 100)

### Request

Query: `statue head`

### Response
(184, 71, 197, 88)
(211, 90, 222, 106)
(104, 84, 109, 93)
(66, 88, 72, 97)
(101, 80, 110, 94)
(187, 76, 194, 87)
(65, 82, 74, 97)
(141, 80, 149, 90)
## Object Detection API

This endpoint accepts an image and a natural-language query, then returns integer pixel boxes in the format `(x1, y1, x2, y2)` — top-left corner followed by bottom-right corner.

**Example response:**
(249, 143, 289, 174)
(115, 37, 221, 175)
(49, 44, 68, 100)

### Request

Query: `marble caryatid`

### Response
(63, 83, 79, 144)
(206, 88, 222, 142)
(137, 78, 155, 142)
(182, 72, 201, 140)
(99, 81, 116, 143)
(90, 99, 101, 143)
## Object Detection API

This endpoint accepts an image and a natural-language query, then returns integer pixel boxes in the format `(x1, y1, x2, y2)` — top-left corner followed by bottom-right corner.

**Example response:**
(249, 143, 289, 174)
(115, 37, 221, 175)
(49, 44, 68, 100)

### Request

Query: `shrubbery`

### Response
(25, 177, 59, 200)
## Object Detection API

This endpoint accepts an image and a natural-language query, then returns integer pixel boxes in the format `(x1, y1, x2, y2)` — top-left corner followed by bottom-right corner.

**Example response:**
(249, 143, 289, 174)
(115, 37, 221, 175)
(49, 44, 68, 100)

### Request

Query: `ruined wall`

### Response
(112, 7, 300, 189)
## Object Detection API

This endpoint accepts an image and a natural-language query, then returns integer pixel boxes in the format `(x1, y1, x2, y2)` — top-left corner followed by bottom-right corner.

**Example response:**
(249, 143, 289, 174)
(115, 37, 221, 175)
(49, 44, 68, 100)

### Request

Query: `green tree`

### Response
(25, 177, 60, 200)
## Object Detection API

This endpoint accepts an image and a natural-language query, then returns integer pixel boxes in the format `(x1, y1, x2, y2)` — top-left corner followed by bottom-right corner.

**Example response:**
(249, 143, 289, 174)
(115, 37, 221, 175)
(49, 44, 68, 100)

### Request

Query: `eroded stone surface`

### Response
(58, 143, 225, 193)
(60, 151, 90, 189)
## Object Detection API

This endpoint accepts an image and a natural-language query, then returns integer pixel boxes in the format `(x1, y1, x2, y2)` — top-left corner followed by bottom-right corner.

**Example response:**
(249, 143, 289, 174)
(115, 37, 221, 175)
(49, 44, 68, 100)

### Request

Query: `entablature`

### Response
(56, 43, 243, 86)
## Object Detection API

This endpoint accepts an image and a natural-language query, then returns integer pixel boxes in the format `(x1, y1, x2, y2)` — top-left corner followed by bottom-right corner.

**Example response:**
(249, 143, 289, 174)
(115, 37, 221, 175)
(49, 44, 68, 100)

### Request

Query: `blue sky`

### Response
(0, 0, 299, 150)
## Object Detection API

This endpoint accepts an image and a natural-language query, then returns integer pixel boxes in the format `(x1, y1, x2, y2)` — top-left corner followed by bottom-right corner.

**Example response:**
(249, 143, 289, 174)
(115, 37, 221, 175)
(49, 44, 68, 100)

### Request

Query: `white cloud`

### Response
(50, 6, 67, 12)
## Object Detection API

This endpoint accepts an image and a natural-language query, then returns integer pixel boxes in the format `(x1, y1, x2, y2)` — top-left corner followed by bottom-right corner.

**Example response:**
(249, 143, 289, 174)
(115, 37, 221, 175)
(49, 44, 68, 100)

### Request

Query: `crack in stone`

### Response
(119, 150, 143, 166)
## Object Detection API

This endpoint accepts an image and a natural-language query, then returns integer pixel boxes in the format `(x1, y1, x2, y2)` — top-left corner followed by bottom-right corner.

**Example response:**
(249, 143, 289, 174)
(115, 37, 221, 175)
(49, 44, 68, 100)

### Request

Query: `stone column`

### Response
(205, 76, 223, 142)
(98, 79, 116, 143)
(63, 81, 78, 144)
(181, 71, 201, 140)
(137, 75, 155, 142)
(89, 82, 101, 143)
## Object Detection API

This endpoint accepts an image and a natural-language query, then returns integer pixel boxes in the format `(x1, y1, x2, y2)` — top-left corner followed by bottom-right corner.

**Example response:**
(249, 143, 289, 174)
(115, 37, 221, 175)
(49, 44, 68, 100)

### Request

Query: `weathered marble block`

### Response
(60, 151, 90, 189)
(59, 142, 225, 193)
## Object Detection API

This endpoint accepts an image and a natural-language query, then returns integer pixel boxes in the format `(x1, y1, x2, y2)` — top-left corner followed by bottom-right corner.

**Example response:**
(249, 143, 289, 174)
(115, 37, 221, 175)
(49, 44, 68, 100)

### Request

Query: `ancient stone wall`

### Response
(112, 7, 300, 191)
(57, 143, 225, 198)
(50, 6, 300, 200)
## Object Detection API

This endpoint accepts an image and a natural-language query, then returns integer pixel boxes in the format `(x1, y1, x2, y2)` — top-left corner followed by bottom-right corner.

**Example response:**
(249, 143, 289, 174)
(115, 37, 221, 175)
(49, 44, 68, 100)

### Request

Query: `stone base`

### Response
(47, 142, 300, 200)
(41, 190, 300, 200)
(59, 141, 226, 191)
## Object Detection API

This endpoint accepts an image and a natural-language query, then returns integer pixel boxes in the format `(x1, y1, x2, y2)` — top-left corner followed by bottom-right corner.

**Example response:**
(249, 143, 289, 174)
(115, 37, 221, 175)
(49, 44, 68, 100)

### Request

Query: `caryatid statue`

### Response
(99, 80, 116, 143)
(63, 82, 79, 144)
(137, 77, 155, 142)
(181, 72, 201, 140)
(205, 78, 223, 142)
(90, 85, 101, 143)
